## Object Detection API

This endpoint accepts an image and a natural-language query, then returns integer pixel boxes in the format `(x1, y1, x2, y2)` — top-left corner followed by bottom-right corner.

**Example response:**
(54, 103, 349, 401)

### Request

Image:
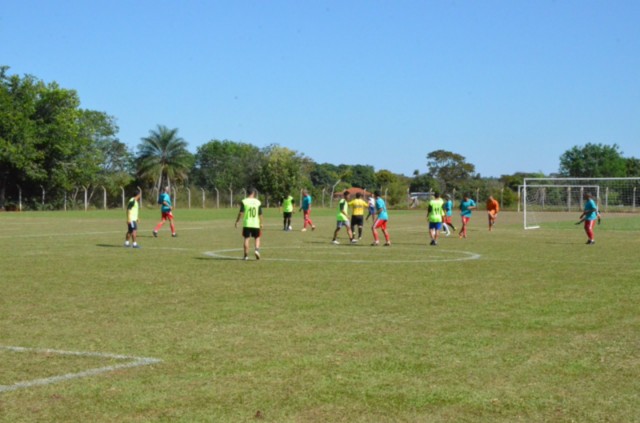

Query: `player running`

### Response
(486, 195, 500, 231)
(299, 190, 316, 231)
(458, 193, 476, 239)
(153, 186, 176, 238)
(442, 194, 456, 236)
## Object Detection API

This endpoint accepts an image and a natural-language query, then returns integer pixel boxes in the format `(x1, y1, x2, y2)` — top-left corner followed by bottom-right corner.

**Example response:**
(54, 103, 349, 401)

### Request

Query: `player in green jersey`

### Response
(235, 188, 264, 260)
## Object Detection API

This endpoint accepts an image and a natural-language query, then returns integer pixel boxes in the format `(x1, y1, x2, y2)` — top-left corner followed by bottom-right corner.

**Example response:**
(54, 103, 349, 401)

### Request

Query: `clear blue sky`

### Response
(2, 0, 639, 178)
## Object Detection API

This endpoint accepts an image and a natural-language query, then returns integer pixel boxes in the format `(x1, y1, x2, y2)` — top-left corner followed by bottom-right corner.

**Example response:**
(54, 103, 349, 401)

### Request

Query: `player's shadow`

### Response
(195, 256, 240, 261)
(96, 243, 125, 248)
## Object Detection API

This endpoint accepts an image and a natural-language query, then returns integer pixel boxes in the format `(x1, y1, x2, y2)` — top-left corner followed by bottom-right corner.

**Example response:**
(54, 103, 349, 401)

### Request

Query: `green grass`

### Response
(1, 207, 639, 422)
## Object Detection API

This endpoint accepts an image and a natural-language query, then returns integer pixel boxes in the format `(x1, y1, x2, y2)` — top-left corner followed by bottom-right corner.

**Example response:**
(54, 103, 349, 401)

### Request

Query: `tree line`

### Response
(2, 66, 639, 210)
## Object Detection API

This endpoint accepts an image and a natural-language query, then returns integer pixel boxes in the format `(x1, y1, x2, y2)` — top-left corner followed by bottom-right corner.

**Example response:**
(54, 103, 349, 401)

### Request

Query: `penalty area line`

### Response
(0, 346, 162, 394)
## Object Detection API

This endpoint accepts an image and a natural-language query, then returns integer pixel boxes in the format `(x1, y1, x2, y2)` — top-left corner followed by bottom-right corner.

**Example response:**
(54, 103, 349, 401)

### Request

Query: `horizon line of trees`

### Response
(2, 66, 639, 211)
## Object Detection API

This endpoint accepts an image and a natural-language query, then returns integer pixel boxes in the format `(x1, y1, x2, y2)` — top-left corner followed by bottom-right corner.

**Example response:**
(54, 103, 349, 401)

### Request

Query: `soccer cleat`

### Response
(133, 244, 141, 249)
(152, 231, 158, 238)
(384, 242, 391, 247)
(350, 238, 358, 244)
(311, 225, 316, 231)
(430, 240, 436, 246)
(172, 233, 177, 237)
(243, 255, 249, 261)
(255, 250, 261, 260)
(586, 240, 595, 245)
(332, 240, 340, 245)
(301, 228, 307, 232)
(370, 241, 379, 246)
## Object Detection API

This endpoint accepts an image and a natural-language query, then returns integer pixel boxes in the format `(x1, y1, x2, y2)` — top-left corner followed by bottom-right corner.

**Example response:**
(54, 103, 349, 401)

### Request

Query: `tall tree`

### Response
(558, 143, 626, 177)
(257, 144, 307, 202)
(1, 67, 114, 209)
(626, 157, 640, 177)
(192, 139, 262, 191)
(136, 125, 192, 190)
(426, 150, 476, 192)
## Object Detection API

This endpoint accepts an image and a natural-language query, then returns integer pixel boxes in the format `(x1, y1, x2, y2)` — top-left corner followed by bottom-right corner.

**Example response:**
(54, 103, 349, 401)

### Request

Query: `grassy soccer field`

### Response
(1, 207, 639, 422)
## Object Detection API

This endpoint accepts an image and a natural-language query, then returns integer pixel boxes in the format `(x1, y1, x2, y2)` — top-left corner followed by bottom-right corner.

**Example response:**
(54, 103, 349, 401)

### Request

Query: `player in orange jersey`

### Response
(486, 195, 500, 231)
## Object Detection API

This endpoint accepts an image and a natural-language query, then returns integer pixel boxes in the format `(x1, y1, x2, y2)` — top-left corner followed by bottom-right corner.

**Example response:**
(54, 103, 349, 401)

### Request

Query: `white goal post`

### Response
(522, 177, 640, 229)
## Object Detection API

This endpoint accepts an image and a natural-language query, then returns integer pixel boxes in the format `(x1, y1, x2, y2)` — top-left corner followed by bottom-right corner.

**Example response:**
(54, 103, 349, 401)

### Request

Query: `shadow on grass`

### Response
(195, 256, 242, 261)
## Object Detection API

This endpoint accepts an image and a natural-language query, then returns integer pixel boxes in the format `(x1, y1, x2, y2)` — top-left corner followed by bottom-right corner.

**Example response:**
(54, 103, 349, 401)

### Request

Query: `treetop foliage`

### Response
(2, 66, 639, 209)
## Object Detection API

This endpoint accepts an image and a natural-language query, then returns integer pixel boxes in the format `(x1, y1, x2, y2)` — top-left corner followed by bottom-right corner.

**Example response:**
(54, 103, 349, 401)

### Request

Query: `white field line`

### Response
(204, 247, 482, 263)
(0, 346, 162, 394)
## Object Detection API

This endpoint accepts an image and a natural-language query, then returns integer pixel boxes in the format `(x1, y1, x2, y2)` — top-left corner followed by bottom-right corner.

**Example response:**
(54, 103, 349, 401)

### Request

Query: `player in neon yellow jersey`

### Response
(332, 190, 355, 244)
(281, 193, 294, 231)
(235, 188, 264, 260)
(427, 192, 445, 246)
(124, 190, 142, 248)
(348, 192, 368, 240)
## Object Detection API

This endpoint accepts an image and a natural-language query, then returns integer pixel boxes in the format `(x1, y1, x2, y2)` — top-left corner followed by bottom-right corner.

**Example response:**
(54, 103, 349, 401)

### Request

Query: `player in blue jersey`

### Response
(458, 194, 476, 238)
(371, 190, 391, 246)
(578, 193, 601, 245)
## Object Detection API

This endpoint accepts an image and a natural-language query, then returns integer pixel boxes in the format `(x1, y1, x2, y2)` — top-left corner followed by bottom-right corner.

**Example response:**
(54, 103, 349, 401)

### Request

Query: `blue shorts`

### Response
(429, 222, 442, 230)
(336, 220, 350, 229)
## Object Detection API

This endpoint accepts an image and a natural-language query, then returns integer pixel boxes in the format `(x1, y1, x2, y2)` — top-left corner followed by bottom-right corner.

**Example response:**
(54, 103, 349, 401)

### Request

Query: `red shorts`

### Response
(443, 216, 453, 224)
(161, 211, 174, 220)
(461, 216, 470, 225)
(374, 219, 388, 230)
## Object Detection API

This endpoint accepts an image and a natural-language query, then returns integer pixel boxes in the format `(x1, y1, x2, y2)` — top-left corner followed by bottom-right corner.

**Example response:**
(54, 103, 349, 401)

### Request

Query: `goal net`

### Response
(522, 177, 640, 229)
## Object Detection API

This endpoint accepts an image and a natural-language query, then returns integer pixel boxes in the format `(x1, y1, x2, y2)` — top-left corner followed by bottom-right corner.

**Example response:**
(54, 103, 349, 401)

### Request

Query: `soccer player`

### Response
(427, 192, 445, 245)
(281, 193, 294, 231)
(371, 190, 391, 246)
(442, 194, 456, 236)
(332, 191, 356, 244)
(486, 195, 500, 231)
(153, 186, 176, 238)
(235, 188, 264, 260)
(125, 191, 142, 248)
(458, 193, 476, 239)
(348, 192, 368, 240)
(299, 190, 316, 231)
(365, 195, 376, 222)
(579, 193, 600, 245)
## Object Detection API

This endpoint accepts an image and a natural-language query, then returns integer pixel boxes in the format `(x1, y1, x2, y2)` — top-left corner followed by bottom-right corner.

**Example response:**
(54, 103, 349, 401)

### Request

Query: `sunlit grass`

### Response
(1, 208, 639, 422)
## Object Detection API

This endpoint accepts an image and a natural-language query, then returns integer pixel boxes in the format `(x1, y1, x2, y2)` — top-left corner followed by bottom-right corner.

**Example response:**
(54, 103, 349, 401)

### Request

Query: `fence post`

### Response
(121, 187, 125, 210)
(200, 188, 205, 209)
(40, 185, 45, 210)
(17, 185, 22, 211)
(214, 187, 219, 209)
(102, 186, 107, 210)
(229, 186, 233, 208)
(186, 187, 191, 209)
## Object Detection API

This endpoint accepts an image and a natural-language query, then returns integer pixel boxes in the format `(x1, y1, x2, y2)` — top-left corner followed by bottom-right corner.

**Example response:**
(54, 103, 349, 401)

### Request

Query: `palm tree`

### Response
(137, 125, 191, 191)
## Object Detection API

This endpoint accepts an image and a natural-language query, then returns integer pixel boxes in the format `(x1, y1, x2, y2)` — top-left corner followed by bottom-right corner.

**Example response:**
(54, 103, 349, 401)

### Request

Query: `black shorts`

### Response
(242, 227, 261, 238)
(351, 215, 364, 227)
(283, 212, 292, 218)
(127, 221, 138, 233)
